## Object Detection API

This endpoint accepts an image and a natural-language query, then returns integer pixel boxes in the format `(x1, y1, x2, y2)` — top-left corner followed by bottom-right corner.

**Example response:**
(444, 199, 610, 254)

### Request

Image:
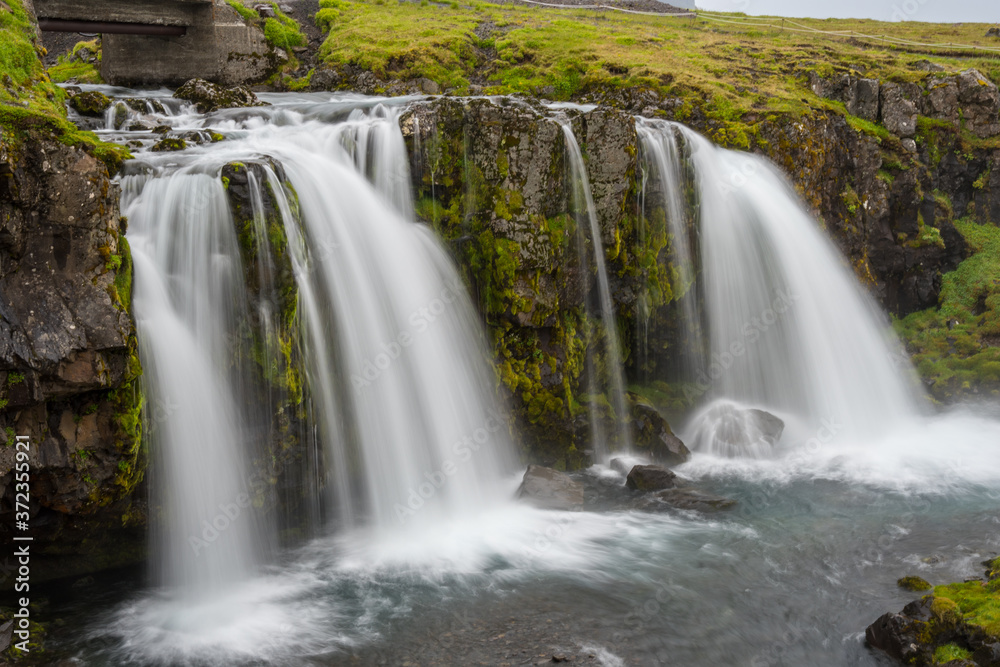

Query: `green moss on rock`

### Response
(900, 575, 934, 592)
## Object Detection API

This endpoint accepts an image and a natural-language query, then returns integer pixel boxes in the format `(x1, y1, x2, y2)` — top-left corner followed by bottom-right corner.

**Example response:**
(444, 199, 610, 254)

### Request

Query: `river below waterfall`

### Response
(38, 88, 1000, 666)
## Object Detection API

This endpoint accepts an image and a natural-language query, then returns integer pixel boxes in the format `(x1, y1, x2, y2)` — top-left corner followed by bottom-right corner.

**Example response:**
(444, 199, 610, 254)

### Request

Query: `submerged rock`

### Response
(655, 488, 737, 512)
(687, 402, 784, 458)
(174, 78, 268, 113)
(625, 464, 677, 492)
(516, 465, 584, 511)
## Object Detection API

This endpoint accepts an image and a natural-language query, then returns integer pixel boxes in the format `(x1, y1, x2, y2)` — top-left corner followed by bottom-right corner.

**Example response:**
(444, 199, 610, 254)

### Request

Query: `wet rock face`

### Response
(400, 97, 647, 466)
(625, 464, 677, 492)
(0, 135, 144, 581)
(516, 465, 584, 510)
(630, 400, 691, 466)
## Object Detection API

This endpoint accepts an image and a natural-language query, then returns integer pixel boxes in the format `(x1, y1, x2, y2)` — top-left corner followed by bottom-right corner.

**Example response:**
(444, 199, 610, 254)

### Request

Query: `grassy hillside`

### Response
(315, 0, 1000, 115)
(0, 0, 128, 172)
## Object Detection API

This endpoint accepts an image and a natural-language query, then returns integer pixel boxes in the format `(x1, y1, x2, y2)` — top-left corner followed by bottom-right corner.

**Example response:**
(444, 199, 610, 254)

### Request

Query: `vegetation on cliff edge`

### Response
(316, 0, 999, 145)
(894, 218, 1000, 401)
(0, 0, 129, 173)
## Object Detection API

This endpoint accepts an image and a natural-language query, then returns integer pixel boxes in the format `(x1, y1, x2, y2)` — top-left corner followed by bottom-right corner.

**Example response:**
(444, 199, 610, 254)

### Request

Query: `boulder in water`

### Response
(630, 396, 692, 465)
(610, 456, 644, 476)
(898, 575, 932, 592)
(688, 402, 784, 458)
(69, 90, 111, 116)
(151, 137, 187, 152)
(516, 465, 583, 511)
(174, 78, 268, 113)
(625, 464, 677, 492)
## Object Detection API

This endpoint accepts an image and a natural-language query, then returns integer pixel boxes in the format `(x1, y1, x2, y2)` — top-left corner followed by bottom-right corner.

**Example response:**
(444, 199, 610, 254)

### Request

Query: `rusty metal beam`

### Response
(38, 19, 187, 35)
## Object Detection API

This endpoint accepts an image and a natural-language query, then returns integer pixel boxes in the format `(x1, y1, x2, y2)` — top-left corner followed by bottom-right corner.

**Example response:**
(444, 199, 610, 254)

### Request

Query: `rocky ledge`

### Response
(867, 557, 1000, 666)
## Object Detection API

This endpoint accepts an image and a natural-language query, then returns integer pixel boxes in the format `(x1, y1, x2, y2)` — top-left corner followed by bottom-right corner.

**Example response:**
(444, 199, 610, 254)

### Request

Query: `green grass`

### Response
(933, 643, 973, 663)
(226, 0, 306, 52)
(0, 0, 130, 174)
(47, 38, 102, 84)
(934, 578, 1000, 640)
(894, 218, 1000, 400)
(315, 0, 1000, 140)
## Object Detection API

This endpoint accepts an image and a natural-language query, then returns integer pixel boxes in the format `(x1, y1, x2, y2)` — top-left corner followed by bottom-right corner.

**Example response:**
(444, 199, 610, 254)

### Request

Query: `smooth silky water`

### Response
(40, 89, 1000, 666)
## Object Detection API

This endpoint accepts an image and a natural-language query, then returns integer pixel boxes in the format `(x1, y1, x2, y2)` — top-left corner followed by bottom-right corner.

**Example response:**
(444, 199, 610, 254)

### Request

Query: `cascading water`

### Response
(125, 172, 267, 595)
(120, 96, 518, 602)
(636, 119, 925, 456)
(635, 119, 704, 380)
(44, 89, 1000, 667)
(558, 120, 632, 461)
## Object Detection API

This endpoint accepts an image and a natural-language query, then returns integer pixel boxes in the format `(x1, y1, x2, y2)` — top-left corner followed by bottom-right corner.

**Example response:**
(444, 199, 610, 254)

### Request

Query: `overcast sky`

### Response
(693, 0, 996, 23)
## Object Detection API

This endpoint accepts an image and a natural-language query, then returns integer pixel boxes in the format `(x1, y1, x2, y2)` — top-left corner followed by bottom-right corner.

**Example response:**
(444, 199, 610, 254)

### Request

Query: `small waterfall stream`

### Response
(558, 120, 633, 461)
(636, 120, 926, 455)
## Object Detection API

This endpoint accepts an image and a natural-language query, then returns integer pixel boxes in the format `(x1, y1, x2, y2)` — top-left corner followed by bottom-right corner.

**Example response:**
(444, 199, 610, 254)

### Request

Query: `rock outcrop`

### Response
(174, 78, 268, 113)
(0, 132, 145, 581)
(867, 557, 1000, 666)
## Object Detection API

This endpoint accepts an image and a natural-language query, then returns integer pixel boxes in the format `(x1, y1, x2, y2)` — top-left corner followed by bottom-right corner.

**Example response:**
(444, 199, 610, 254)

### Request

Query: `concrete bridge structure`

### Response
(33, 0, 281, 86)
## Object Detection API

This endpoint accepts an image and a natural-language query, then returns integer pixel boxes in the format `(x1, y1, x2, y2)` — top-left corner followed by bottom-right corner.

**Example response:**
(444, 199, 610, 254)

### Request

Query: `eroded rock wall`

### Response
(0, 133, 144, 582)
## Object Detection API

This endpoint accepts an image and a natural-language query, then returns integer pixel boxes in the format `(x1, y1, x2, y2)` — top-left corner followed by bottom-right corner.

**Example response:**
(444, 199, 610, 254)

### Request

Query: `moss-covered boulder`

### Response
(900, 575, 934, 592)
(174, 78, 268, 113)
(68, 90, 111, 116)
(150, 137, 187, 152)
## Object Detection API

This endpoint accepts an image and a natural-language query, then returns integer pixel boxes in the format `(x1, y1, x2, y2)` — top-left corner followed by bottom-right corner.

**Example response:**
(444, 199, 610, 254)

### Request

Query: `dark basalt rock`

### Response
(516, 465, 584, 511)
(630, 396, 691, 466)
(174, 78, 268, 114)
(866, 559, 1000, 666)
(625, 464, 677, 492)
(0, 133, 145, 581)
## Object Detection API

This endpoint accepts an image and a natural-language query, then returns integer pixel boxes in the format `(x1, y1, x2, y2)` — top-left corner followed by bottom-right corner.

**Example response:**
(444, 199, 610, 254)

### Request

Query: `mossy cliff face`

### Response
(220, 160, 317, 541)
(800, 69, 1000, 402)
(401, 97, 682, 466)
(0, 133, 145, 582)
(399, 66, 1000, 420)
(0, 0, 144, 582)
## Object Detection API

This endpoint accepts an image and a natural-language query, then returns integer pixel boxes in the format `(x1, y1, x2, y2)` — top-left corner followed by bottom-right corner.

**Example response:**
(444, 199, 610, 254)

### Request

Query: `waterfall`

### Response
(636, 119, 705, 380)
(123, 100, 517, 595)
(558, 121, 632, 461)
(124, 172, 266, 594)
(636, 120, 925, 455)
